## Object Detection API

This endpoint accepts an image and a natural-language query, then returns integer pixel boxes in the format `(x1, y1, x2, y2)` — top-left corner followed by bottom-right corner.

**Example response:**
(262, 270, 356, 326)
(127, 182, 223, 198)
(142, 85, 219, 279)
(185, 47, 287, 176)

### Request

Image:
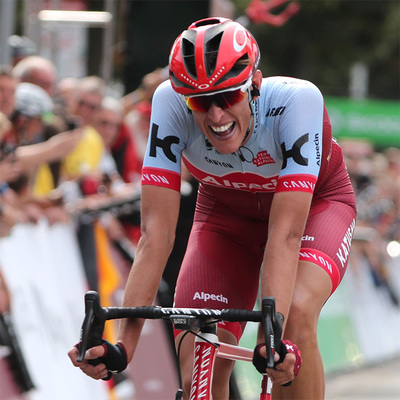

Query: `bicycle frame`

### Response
(77, 291, 280, 400)
(189, 325, 272, 400)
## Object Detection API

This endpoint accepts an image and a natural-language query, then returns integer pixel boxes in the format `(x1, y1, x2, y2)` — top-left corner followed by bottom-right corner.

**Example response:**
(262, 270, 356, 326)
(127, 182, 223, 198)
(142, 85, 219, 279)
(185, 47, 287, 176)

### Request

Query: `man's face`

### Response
(192, 94, 252, 155)
(29, 69, 55, 96)
(76, 93, 102, 126)
(94, 109, 121, 148)
(0, 75, 17, 117)
(191, 71, 262, 155)
(15, 114, 44, 144)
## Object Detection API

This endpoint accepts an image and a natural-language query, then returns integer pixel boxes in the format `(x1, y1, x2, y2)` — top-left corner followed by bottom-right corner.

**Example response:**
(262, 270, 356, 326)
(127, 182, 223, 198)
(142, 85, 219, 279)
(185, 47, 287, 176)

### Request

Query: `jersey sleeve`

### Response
(275, 81, 324, 194)
(141, 81, 189, 192)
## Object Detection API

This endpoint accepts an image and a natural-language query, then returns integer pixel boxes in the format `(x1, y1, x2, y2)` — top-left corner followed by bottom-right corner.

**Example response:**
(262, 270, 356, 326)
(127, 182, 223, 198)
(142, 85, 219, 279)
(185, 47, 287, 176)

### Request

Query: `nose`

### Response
(207, 102, 225, 122)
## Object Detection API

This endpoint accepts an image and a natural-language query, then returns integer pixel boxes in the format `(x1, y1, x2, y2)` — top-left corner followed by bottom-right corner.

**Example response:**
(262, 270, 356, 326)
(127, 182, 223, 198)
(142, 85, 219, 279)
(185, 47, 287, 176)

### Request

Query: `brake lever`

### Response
(261, 297, 276, 369)
(77, 291, 105, 362)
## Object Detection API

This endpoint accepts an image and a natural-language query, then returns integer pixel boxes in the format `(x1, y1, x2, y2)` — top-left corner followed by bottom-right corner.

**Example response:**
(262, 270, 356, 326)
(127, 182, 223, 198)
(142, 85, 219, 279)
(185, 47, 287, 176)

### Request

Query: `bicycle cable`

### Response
(174, 323, 220, 400)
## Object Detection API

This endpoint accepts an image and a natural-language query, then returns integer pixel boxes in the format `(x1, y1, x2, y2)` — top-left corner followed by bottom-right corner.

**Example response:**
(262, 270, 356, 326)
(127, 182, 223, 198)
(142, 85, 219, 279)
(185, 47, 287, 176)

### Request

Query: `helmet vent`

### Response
(205, 32, 223, 77)
(230, 54, 249, 76)
(214, 54, 250, 86)
(181, 37, 197, 79)
(194, 18, 222, 28)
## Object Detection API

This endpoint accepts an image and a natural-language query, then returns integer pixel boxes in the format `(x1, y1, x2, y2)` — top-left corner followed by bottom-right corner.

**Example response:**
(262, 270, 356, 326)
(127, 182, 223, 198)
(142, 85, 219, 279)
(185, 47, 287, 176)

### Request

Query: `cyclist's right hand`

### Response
(68, 340, 127, 381)
(68, 344, 109, 380)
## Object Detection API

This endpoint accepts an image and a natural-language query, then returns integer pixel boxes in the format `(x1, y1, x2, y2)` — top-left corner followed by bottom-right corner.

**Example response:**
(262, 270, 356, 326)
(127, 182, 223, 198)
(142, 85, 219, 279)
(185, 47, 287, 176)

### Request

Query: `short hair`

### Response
(12, 56, 56, 81)
(77, 75, 106, 97)
(101, 96, 123, 117)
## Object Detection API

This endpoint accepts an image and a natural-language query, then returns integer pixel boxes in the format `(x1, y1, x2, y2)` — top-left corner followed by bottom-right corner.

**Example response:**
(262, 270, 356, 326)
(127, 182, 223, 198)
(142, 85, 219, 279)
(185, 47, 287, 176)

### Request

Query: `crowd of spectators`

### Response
(341, 140, 400, 306)
(0, 54, 171, 314)
(0, 55, 168, 231)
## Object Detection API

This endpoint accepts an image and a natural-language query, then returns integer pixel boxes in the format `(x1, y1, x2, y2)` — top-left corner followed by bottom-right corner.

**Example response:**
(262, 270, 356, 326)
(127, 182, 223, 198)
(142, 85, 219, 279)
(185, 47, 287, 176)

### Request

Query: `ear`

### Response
(251, 69, 263, 99)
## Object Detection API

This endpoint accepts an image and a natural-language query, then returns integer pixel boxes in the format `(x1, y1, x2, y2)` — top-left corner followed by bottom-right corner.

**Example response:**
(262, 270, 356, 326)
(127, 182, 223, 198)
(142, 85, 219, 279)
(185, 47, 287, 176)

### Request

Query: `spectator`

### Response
(0, 65, 17, 118)
(54, 77, 79, 129)
(60, 76, 106, 182)
(12, 55, 56, 96)
(123, 68, 167, 167)
(7, 35, 37, 67)
(341, 140, 400, 307)
(4, 83, 81, 215)
(71, 76, 105, 127)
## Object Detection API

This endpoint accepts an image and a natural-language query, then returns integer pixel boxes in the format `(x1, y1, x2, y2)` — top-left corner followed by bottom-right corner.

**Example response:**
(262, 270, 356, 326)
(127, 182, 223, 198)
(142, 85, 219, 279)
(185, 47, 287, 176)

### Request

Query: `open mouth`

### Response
(210, 122, 235, 137)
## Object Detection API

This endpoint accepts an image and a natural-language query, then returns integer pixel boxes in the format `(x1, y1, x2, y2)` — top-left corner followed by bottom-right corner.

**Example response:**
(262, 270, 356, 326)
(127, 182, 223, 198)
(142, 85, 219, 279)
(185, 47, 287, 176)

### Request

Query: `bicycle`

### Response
(77, 291, 284, 400)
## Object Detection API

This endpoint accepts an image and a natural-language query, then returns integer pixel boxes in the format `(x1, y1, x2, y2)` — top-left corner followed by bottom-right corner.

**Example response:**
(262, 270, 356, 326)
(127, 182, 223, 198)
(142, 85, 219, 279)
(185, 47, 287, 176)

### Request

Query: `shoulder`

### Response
(153, 80, 181, 103)
(261, 76, 323, 101)
(152, 80, 188, 117)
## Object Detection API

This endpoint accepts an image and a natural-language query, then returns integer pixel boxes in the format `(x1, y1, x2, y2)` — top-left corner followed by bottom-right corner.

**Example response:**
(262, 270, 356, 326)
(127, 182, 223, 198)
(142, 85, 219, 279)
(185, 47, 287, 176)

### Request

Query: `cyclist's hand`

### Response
(68, 344, 109, 380)
(68, 340, 127, 380)
(253, 340, 302, 386)
(267, 347, 296, 386)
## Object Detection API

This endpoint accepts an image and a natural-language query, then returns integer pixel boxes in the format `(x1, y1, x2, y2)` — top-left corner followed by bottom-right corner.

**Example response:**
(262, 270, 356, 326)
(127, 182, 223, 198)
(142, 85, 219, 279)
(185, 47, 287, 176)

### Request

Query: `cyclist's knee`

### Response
(286, 289, 320, 342)
(287, 260, 332, 334)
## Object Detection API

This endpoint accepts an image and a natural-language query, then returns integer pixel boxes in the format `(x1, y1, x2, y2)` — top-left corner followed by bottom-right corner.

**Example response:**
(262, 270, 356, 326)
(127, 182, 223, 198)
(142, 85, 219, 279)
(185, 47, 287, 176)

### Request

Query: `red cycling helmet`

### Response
(169, 17, 260, 97)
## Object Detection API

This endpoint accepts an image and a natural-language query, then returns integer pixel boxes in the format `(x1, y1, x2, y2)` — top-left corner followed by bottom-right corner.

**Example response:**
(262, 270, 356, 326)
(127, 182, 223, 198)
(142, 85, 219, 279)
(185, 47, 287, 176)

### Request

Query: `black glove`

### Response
(76, 340, 128, 380)
(100, 340, 128, 374)
(252, 339, 302, 386)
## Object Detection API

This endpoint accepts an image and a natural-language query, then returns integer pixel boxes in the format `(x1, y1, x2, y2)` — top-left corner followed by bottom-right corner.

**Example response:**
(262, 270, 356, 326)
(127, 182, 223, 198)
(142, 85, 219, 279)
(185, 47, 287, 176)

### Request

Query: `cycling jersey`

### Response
(143, 76, 330, 196)
(142, 76, 357, 341)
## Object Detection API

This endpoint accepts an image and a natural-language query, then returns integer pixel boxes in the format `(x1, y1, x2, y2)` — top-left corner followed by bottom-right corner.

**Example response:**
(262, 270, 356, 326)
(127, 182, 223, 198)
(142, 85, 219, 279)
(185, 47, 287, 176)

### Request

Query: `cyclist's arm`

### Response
(261, 190, 312, 329)
(68, 184, 180, 378)
(260, 81, 322, 325)
(117, 184, 181, 361)
(257, 190, 311, 383)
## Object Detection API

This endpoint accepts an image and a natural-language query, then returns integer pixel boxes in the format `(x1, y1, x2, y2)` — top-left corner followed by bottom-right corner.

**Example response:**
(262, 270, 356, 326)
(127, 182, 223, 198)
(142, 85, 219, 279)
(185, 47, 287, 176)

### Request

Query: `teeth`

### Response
(211, 122, 233, 133)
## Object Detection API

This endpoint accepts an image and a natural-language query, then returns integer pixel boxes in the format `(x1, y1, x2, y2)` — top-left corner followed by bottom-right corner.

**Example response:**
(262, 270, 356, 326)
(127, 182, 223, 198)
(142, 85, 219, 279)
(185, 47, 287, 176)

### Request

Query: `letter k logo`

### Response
(149, 123, 180, 163)
(280, 134, 309, 169)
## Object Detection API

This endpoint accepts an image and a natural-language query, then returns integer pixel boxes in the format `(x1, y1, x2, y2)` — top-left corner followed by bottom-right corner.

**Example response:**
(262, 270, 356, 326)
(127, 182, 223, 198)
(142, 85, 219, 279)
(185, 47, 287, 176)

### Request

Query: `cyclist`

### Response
(69, 17, 357, 399)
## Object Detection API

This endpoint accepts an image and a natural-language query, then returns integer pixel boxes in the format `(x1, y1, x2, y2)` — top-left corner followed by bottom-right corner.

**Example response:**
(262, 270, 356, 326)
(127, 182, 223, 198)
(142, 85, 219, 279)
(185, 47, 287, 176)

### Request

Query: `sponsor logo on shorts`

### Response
(336, 218, 356, 268)
(193, 292, 228, 304)
(301, 235, 315, 241)
(299, 250, 333, 273)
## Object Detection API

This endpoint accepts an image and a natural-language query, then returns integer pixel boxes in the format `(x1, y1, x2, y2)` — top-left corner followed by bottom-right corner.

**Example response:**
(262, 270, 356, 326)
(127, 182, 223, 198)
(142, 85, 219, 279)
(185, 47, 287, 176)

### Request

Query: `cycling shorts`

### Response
(173, 187, 356, 342)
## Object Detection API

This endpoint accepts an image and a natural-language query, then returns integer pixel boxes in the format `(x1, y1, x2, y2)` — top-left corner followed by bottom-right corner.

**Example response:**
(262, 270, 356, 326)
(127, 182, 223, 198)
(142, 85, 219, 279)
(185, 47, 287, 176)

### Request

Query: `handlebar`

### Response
(77, 291, 283, 368)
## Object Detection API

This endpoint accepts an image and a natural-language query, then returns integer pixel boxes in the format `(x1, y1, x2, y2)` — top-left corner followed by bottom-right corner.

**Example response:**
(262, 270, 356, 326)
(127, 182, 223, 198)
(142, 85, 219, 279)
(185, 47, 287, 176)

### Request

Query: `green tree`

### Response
(233, 0, 399, 99)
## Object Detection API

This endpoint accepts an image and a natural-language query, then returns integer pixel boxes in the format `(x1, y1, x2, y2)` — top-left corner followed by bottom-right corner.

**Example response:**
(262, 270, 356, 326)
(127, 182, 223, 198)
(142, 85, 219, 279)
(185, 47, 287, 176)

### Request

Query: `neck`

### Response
(241, 100, 255, 145)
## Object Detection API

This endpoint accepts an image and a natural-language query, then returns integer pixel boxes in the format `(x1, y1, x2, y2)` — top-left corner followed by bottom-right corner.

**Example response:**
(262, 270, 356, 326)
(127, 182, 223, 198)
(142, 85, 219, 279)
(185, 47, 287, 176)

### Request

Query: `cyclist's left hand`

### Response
(267, 350, 296, 385)
(253, 340, 302, 386)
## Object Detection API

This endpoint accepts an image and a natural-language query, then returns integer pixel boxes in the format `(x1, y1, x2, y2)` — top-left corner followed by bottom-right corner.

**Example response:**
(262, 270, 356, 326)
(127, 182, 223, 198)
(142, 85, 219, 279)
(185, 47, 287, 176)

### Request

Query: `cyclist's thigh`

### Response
(299, 199, 357, 296)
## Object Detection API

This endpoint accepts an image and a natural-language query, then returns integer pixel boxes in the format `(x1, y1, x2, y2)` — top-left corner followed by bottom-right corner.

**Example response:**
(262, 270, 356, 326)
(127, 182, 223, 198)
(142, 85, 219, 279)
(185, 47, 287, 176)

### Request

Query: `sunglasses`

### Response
(185, 80, 251, 112)
(78, 99, 99, 111)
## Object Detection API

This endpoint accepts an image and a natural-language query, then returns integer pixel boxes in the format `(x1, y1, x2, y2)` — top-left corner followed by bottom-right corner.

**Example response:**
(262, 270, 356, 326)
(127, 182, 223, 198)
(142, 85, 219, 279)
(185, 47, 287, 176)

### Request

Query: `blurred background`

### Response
(0, 1, 399, 399)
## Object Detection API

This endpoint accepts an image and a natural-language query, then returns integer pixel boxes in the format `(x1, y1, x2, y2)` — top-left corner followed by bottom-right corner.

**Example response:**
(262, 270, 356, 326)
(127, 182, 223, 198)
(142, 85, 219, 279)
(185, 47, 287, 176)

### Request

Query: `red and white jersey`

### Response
(142, 76, 348, 208)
